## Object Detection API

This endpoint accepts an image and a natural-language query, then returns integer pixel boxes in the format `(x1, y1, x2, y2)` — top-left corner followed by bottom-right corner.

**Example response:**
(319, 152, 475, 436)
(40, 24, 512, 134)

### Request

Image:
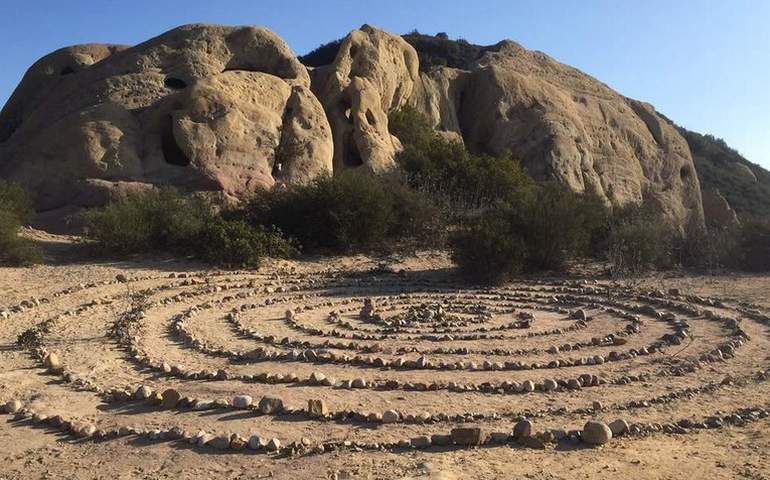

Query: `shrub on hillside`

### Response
(242, 171, 443, 253)
(0, 180, 42, 266)
(389, 106, 534, 209)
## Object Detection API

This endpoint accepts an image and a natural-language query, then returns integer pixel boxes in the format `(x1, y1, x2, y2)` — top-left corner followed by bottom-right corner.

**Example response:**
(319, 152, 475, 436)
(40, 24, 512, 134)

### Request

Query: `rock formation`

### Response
(0, 24, 333, 221)
(1, 23, 707, 230)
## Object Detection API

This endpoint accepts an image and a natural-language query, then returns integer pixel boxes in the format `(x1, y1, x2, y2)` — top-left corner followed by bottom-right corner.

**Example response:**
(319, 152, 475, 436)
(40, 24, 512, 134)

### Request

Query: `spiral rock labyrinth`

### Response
(3, 264, 770, 457)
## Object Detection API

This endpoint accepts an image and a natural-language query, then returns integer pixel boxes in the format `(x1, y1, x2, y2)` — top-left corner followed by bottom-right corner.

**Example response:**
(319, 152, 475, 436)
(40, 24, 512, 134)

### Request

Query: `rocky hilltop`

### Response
(1, 23, 707, 229)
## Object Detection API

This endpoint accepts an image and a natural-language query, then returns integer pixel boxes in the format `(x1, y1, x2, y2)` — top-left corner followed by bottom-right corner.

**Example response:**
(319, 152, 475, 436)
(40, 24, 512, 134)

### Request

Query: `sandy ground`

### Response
(0, 232, 768, 479)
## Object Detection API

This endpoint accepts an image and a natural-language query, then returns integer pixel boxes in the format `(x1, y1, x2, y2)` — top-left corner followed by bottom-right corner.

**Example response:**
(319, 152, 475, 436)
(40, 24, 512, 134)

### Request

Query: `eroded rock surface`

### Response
(1, 23, 705, 231)
(0, 24, 332, 221)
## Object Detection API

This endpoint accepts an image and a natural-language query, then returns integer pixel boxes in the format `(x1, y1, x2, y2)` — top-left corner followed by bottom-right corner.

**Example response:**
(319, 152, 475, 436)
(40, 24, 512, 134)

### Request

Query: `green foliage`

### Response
(596, 201, 676, 276)
(450, 183, 609, 283)
(82, 188, 213, 254)
(735, 218, 770, 272)
(0, 180, 42, 266)
(82, 188, 295, 268)
(449, 207, 526, 284)
(0, 180, 34, 224)
(197, 219, 297, 269)
(401, 31, 496, 72)
(390, 106, 535, 209)
(242, 170, 442, 253)
(299, 38, 344, 67)
(677, 127, 770, 219)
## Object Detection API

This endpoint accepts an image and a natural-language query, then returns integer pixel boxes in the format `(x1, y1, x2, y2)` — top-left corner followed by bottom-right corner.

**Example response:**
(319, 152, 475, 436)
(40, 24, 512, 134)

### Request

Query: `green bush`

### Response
(599, 201, 675, 275)
(242, 170, 442, 253)
(450, 183, 608, 282)
(82, 188, 213, 254)
(512, 182, 608, 271)
(82, 188, 295, 267)
(0, 180, 42, 266)
(735, 218, 770, 272)
(390, 106, 534, 209)
(449, 206, 526, 283)
(197, 219, 297, 269)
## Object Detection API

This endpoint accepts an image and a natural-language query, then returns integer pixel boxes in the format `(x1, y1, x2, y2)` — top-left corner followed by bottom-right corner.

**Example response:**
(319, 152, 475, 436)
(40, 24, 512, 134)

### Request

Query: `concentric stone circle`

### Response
(2, 264, 770, 457)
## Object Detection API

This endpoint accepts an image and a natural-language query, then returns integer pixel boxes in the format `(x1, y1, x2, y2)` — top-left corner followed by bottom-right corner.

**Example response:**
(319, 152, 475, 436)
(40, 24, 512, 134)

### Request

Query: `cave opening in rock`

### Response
(365, 110, 377, 126)
(161, 117, 191, 166)
(343, 132, 364, 168)
(680, 165, 691, 181)
(164, 77, 187, 90)
(60, 66, 75, 75)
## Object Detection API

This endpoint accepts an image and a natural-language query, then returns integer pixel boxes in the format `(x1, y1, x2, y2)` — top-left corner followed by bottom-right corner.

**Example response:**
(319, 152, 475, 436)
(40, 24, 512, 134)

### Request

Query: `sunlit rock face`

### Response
(0, 24, 333, 218)
(1, 23, 703, 231)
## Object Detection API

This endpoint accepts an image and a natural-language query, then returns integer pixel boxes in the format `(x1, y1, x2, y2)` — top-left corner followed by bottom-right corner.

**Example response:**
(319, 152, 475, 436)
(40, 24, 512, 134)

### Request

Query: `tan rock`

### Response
(0, 24, 332, 229)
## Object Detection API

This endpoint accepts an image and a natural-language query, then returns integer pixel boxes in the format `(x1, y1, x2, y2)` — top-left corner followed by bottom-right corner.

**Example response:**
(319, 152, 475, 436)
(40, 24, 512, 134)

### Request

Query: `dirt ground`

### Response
(0, 232, 768, 479)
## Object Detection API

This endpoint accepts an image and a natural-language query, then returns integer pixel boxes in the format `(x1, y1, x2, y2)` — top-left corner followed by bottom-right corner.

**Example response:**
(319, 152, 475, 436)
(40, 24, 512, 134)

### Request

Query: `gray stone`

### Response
(582, 421, 612, 445)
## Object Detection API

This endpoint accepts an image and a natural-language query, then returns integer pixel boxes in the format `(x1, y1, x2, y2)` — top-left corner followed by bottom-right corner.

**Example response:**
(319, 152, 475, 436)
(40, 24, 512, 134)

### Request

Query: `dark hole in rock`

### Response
(365, 110, 376, 126)
(161, 117, 191, 166)
(164, 77, 187, 90)
(60, 66, 75, 75)
(343, 132, 363, 168)
(680, 165, 691, 181)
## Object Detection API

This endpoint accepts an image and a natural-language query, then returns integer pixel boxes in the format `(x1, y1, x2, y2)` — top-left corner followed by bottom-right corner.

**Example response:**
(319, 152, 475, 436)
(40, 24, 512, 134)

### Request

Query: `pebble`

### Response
(232, 395, 253, 409)
(160, 389, 181, 409)
(451, 427, 485, 446)
(609, 418, 629, 436)
(582, 420, 612, 445)
(258, 396, 284, 414)
(307, 399, 328, 417)
(43, 352, 63, 373)
(382, 410, 400, 423)
(513, 419, 533, 439)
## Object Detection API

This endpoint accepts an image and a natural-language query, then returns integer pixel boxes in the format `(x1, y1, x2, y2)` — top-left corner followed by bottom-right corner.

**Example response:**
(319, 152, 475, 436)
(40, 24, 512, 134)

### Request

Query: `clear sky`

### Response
(1, 0, 768, 168)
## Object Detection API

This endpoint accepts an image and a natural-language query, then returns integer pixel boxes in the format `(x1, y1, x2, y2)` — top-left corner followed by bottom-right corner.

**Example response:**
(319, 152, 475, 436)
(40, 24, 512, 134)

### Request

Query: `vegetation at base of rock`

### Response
(600, 202, 677, 276)
(676, 127, 770, 219)
(240, 171, 444, 254)
(0, 180, 42, 266)
(449, 184, 609, 283)
(732, 219, 770, 272)
(82, 188, 295, 268)
(389, 106, 535, 209)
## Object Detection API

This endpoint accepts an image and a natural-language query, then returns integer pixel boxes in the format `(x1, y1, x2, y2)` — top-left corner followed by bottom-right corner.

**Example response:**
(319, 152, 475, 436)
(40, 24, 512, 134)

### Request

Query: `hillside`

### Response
(676, 127, 770, 219)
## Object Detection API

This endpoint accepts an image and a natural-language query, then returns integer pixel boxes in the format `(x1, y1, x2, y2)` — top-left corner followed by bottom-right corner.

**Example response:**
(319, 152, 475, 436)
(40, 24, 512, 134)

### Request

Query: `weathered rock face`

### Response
(310, 25, 419, 173)
(1, 23, 705, 231)
(410, 40, 704, 228)
(702, 189, 740, 228)
(0, 24, 333, 219)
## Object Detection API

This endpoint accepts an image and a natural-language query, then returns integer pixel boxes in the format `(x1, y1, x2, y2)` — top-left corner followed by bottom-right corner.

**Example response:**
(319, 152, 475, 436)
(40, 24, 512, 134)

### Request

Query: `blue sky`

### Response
(1, 0, 768, 168)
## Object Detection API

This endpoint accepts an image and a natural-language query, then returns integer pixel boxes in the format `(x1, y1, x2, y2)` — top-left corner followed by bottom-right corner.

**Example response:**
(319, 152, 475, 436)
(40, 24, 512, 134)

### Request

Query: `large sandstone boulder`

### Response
(410, 40, 704, 228)
(310, 25, 419, 173)
(0, 24, 333, 222)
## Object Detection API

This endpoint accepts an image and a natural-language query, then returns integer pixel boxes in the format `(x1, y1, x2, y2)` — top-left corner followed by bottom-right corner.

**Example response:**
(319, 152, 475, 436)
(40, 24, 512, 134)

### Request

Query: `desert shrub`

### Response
(735, 218, 770, 272)
(82, 188, 295, 267)
(242, 170, 442, 253)
(82, 188, 213, 254)
(390, 106, 535, 209)
(600, 202, 675, 275)
(0, 180, 42, 266)
(449, 206, 526, 283)
(197, 219, 297, 269)
(450, 183, 609, 282)
(0, 180, 34, 223)
(509, 183, 609, 272)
